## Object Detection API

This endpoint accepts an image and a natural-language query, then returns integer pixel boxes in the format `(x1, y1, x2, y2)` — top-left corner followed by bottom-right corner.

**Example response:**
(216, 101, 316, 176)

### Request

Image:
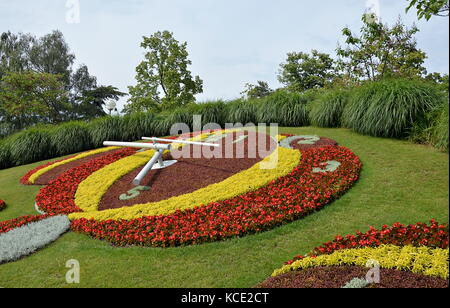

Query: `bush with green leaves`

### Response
(310, 89, 350, 128)
(225, 99, 258, 124)
(120, 112, 157, 141)
(343, 78, 441, 138)
(0, 139, 12, 169)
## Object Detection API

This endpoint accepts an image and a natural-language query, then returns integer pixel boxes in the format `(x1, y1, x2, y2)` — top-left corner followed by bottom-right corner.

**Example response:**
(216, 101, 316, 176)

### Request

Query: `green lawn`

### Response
(0, 127, 448, 288)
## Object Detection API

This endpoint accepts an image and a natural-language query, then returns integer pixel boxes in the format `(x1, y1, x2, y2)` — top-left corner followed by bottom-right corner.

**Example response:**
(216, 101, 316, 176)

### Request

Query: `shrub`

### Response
(192, 101, 227, 126)
(310, 89, 350, 128)
(7, 127, 55, 166)
(343, 78, 441, 138)
(50, 121, 92, 156)
(88, 116, 125, 147)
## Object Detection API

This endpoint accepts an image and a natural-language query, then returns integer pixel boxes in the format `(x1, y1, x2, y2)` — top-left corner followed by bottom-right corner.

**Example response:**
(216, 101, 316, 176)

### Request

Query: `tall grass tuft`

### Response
(256, 91, 310, 126)
(50, 121, 92, 156)
(310, 89, 350, 128)
(121, 112, 157, 141)
(343, 78, 441, 138)
(0, 139, 12, 169)
(7, 127, 55, 166)
(225, 99, 258, 124)
(88, 116, 125, 147)
(430, 101, 449, 152)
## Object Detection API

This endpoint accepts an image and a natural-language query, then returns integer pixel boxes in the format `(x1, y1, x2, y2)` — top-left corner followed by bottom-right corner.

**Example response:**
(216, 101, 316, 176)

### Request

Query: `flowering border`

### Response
(70, 145, 362, 247)
(20, 147, 121, 185)
(271, 245, 449, 279)
(0, 214, 52, 234)
(285, 220, 449, 264)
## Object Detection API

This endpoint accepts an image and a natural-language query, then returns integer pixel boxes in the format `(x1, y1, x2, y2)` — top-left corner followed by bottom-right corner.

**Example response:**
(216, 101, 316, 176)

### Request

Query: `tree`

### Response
(406, 0, 449, 20)
(0, 30, 125, 124)
(126, 31, 203, 113)
(336, 14, 427, 82)
(76, 86, 126, 118)
(0, 72, 69, 128)
(241, 81, 273, 99)
(278, 50, 336, 92)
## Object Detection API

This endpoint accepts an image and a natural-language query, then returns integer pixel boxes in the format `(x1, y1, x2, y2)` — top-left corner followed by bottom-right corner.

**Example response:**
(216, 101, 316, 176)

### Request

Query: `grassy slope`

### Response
(0, 127, 448, 288)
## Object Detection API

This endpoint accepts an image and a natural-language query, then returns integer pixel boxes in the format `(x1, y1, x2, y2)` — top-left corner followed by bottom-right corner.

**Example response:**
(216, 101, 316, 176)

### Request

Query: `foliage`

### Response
(336, 15, 427, 82)
(241, 81, 273, 99)
(430, 101, 449, 151)
(49, 121, 92, 156)
(0, 215, 70, 264)
(6, 126, 55, 166)
(225, 99, 258, 124)
(0, 30, 123, 127)
(341, 278, 369, 289)
(0, 199, 6, 211)
(343, 78, 440, 138)
(278, 50, 336, 91)
(0, 72, 70, 127)
(309, 89, 350, 128)
(273, 245, 449, 279)
(126, 31, 203, 113)
(87, 116, 125, 148)
(256, 91, 310, 126)
(406, 0, 449, 20)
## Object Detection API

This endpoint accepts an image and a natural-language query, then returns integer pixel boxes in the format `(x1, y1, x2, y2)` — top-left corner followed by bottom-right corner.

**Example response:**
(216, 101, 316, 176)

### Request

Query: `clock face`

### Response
(28, 130, 362, 247)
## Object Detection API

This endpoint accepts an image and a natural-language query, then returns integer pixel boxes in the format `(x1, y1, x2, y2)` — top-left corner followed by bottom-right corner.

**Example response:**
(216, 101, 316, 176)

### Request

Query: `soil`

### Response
(98, 131, 277, 210)
(255, 266, 449, 289)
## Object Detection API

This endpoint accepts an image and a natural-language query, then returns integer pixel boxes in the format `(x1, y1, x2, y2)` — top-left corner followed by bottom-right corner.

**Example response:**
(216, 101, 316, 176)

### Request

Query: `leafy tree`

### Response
(406, 0, 449, 20)
(126, 31, 203, 113)
(76, 86, 126, 118)
(0, 30, 125, 125)
(0, 72, 70, 128)
(278, 50, 336, 92)
(336, 14, 427, 82)
(241, 81, 273, 99)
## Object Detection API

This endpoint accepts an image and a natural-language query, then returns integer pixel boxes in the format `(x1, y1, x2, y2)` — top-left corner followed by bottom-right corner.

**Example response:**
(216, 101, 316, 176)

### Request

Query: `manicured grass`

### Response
(0, 127, 448, 288)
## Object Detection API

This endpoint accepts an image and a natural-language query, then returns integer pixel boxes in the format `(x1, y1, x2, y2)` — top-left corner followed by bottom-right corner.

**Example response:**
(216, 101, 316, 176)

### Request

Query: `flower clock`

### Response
(2, 129, 363, 263)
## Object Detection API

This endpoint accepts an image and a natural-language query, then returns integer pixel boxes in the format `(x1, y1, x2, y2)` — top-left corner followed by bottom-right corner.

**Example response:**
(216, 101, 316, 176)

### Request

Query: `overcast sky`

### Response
(1, 0, 449, 110)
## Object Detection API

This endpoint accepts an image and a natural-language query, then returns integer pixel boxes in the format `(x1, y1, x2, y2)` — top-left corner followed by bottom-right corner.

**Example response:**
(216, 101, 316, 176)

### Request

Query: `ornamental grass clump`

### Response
(430, 101, 449, 152)
(0, 139, 12, 169)
(121, 112, 157, 141)
(225, 99, 258, 125)
(88, 116, 125, 147)
(50, 121, 92, 156)
(256, 91, 310, 127)
(7, 126, 55, 166)
(310, 89, 350, 128)
(343, 78, 441, 138)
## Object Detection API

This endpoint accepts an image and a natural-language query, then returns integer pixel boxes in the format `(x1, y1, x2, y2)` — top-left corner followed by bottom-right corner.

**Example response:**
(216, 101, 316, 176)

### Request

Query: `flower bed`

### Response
(0, 215, 70, 264)
(256, 266, 449, 288)
(0, 214, 51, 234)
(70, 145, 362, 247)
(0, 200, 6, 211)
(35, 148, 137, 215)
(271, 245, 449, 279)
(286, 220, 449, 264)
(20, 147, 121, 185)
